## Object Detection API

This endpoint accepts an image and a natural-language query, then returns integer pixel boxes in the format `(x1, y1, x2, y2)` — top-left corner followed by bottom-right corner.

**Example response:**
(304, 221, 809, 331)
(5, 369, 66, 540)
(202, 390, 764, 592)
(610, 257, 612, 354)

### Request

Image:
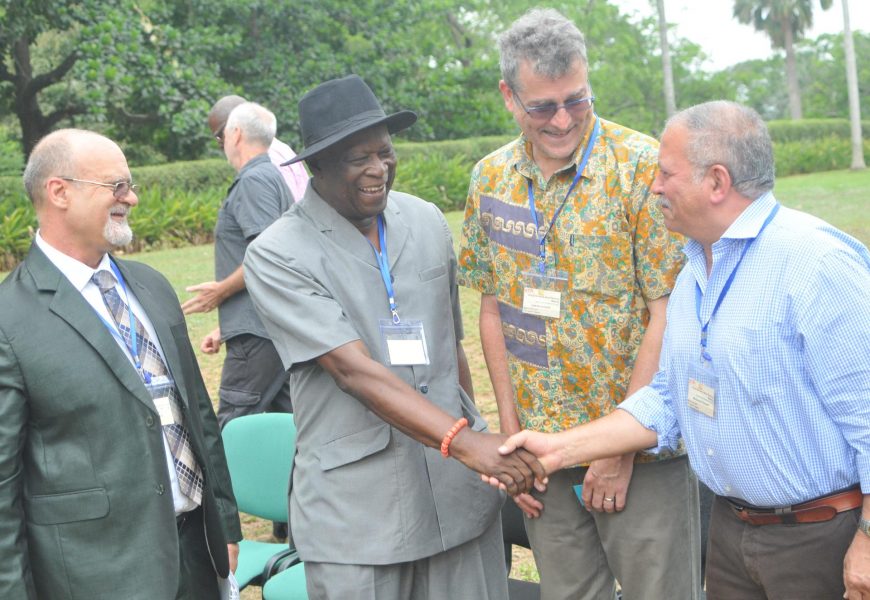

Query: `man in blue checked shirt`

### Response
(494, 100, 870, 599)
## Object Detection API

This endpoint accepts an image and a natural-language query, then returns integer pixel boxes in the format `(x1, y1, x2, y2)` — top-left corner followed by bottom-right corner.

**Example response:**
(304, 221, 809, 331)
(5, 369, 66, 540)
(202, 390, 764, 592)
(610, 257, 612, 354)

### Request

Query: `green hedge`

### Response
(2, 123, 868, 271)
(768, 119, 870, 143)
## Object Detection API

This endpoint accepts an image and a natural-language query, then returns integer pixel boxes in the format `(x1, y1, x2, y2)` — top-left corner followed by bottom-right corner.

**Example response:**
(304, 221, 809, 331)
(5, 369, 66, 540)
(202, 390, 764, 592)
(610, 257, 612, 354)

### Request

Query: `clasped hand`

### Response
(451, 430, 548, 497)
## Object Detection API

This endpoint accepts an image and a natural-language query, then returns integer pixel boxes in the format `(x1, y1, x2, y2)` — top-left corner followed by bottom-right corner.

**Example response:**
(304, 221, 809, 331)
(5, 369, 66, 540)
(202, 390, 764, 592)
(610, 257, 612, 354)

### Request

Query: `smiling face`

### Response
(310, 125, 397, 234)
(501, 59, 594, 178)
(61, 137, 138, 266)
(651, 124, 708, 241)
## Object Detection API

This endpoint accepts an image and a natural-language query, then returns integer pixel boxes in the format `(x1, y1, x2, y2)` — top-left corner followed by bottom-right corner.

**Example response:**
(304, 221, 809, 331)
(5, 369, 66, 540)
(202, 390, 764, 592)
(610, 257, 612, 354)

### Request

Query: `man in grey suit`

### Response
(0, 129, 242, 599)
(244, 75, 545, 599)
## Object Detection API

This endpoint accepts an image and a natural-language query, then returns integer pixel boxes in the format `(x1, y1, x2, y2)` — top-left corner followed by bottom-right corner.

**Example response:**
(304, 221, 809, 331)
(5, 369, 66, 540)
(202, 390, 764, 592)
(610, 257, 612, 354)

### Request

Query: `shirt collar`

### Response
(235, 152, 271, 179)
(720, 191, 777, 241)
(513, 115, 600, 181)
(34, 231, 113, 292)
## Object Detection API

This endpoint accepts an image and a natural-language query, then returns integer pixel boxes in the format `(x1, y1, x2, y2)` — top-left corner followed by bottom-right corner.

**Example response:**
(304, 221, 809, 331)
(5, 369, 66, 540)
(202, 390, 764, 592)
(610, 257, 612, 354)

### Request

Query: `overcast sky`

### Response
(611, 0, 870, 70)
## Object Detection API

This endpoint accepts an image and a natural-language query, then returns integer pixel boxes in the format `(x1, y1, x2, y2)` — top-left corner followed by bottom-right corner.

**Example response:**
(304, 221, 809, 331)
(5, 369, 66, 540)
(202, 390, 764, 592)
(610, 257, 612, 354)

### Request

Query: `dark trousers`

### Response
(705, 495, 859, 599)
(176, 508, 220, 600)
(217, 334, 292, 429)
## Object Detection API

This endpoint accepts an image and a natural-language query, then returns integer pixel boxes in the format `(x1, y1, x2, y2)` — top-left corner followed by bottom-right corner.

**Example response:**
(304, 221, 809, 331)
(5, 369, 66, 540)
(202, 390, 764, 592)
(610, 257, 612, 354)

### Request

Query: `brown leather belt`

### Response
(728, 487, 862, 526)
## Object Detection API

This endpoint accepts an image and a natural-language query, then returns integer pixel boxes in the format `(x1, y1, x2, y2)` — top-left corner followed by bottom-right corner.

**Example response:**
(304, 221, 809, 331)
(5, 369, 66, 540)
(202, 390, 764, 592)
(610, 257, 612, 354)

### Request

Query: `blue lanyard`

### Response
(527, 116, 600, 273)
(694, 203, 780, 362)
(99, 261, 150, 384)
(369, 215, 400, 324)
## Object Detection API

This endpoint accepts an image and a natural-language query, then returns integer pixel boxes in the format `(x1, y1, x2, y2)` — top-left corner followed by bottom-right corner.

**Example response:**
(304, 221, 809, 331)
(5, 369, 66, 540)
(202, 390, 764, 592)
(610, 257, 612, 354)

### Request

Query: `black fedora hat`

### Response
(282, 75, 417, 165)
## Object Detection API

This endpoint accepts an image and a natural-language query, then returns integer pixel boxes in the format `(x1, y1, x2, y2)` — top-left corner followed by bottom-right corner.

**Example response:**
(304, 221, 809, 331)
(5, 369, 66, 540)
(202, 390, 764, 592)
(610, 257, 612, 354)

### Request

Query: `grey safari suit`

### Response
(0, 245, 242, 599)
(244, 187, 503, 565)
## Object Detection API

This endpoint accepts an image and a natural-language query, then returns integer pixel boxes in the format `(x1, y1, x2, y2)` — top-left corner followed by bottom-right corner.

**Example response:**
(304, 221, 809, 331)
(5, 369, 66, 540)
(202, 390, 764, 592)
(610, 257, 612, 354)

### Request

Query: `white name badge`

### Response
(523, 288, 562, 318)
(379, 319, 430, 366)
(687, 362, 718, 418)
(521, 269, 569, 319)
(153, 396, 176, 426)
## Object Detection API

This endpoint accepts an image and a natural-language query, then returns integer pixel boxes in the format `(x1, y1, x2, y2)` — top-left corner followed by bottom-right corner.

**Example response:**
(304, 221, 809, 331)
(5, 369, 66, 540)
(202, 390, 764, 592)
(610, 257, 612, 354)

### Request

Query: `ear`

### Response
(707, 164, 732, 205)
(44, 176, 70, 209)
(498, 80, 514, 111)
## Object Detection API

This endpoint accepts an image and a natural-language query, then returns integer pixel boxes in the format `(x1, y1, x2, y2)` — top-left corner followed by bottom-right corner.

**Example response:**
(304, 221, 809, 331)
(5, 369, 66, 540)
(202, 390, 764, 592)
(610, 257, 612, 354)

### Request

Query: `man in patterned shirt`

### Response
(458, 8, 700, 599)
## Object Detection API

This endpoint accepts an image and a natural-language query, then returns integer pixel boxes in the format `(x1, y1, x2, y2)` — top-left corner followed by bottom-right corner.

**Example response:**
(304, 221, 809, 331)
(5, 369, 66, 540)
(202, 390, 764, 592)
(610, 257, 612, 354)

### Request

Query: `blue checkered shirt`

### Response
(620, 192, 870, 506)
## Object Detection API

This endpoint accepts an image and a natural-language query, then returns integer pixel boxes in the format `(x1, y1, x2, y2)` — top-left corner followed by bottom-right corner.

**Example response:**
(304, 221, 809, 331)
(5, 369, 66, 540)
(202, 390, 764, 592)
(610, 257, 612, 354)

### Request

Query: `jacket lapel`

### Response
(26, 246, 157, 414)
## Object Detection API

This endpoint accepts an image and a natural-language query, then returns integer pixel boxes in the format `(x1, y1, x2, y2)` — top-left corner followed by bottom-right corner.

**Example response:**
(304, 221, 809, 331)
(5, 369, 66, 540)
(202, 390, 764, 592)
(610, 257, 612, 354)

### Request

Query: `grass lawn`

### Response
(2, 167, 867, 595)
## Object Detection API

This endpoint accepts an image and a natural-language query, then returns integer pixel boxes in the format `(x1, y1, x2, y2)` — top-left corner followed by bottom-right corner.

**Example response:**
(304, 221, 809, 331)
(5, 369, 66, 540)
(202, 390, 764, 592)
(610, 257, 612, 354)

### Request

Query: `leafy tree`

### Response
(0, 1, 108, 157)
(841, 0, 865, 169)
(655, 0, 676, 117)
(733, 0, 833, 120)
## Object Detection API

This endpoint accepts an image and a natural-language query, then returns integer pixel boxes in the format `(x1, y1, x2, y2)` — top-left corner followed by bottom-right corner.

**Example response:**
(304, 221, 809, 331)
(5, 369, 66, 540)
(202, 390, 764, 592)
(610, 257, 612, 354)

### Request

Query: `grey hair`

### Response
(498, 8, 588, 92)
(225, 102, 277, 148)
(23, 129, 99, 207)
(667, 101, 775, 199)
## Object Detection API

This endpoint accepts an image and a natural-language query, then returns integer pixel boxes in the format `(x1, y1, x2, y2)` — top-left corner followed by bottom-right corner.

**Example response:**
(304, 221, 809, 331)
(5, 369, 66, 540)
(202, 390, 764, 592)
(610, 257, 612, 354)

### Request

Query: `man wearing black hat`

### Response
(243, 74, 545, 598)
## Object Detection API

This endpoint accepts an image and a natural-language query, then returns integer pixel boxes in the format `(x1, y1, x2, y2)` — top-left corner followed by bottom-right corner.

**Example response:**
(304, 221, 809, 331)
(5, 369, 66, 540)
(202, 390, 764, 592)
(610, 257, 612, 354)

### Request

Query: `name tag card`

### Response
(687, 362, 718, 418)
(146, 375, 176, 425)
(379, 320, 430, 366)
(521, 269, 568, 319)
(153, 396, 176, 425)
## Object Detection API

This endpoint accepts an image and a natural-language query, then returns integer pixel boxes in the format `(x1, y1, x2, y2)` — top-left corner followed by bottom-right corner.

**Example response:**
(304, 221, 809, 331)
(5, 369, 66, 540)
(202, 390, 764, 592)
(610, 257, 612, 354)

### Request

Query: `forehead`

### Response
(75, 137, 130, 178)
(327, 125, 393, 160)
(659, 125, 689, 166)
(515, 59, 589, 100)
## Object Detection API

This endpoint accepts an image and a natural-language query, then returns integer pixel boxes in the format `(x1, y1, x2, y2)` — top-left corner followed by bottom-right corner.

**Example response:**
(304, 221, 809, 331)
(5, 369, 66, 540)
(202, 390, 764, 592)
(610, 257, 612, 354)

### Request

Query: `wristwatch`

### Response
(859, 517, 870, 538)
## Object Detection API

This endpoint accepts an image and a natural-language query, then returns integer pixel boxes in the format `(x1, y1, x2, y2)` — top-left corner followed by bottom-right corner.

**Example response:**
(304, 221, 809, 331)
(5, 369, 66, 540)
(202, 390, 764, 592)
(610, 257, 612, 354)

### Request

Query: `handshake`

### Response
(448, 428, 566, 496)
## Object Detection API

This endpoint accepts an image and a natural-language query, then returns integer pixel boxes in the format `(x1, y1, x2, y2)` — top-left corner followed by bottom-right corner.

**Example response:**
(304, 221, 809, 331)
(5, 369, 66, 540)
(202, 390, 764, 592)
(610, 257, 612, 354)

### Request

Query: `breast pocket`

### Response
(568, 234, 634, 299)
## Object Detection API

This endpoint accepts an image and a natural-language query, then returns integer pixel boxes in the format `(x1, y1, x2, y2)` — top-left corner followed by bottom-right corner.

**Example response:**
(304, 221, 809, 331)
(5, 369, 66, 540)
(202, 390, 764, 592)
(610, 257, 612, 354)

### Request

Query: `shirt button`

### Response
(707, 448, 714, 456)
(420, 385, 429, 394)
(724, 485, 731, 493)
(145, 415, 155, 427)
(155, 484, 165, 495)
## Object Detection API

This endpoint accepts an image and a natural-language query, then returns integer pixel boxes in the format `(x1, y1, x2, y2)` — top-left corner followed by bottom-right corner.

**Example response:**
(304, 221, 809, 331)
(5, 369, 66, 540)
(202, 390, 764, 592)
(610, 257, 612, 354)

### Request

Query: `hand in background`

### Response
(200, 327, 222, 354)
(182, 281, 222, 314)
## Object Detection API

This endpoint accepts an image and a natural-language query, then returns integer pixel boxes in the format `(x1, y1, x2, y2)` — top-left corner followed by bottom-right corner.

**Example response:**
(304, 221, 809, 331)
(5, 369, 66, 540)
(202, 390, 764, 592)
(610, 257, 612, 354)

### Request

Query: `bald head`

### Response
(208, 95, 247, 136)
(23, 129, 122, 208)
(665, 101, 775, 200)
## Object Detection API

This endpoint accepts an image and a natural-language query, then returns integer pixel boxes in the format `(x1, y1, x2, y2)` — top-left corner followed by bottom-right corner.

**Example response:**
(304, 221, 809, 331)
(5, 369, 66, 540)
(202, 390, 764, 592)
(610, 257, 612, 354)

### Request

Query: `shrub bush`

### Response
(775, 136, 870, 176)
(768, 119, 870, 143)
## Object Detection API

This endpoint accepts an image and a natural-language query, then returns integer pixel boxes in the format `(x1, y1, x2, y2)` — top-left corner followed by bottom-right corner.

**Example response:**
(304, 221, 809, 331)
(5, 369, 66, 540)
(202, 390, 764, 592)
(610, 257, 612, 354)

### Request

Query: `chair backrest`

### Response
(222, 413, 296, 523)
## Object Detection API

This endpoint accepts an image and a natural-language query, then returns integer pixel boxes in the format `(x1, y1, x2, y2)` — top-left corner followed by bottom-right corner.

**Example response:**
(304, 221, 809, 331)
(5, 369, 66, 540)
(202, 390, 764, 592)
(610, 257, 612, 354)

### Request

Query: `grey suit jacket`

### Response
(0, 245, 242, 599)
(245, 188, 503, 565)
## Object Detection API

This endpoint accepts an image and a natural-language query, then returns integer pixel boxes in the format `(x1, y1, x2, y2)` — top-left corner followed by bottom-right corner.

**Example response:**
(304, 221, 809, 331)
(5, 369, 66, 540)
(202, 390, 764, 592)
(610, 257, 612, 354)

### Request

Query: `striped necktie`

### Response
(92, 269, 203, 505)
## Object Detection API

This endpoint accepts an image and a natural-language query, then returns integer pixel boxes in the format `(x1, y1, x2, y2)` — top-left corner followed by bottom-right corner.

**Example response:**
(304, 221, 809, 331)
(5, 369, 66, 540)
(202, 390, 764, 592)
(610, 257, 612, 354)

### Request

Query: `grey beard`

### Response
(104, 218, 133, 247)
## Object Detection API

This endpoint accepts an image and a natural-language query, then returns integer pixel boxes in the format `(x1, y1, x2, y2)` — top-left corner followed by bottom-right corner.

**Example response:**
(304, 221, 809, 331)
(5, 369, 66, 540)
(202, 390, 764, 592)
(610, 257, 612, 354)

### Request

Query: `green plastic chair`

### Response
(222, 413, 300, 589)
(262, 562, 308, 599)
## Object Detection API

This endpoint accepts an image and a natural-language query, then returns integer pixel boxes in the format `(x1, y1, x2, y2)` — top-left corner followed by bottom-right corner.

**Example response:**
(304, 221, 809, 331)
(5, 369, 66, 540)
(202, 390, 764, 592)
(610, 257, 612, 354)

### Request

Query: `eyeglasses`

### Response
(511, 88, 595, 122)
(214, 127, 225, 149)
(60, 177, 139, 200)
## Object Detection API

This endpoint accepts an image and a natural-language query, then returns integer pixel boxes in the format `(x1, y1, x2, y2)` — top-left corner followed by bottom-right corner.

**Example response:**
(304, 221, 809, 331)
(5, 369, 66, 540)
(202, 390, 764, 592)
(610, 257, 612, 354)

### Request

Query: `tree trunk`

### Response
(657, 0, 676, 118)
(782, 18, 803, 120)
(842, 0, 866, 169)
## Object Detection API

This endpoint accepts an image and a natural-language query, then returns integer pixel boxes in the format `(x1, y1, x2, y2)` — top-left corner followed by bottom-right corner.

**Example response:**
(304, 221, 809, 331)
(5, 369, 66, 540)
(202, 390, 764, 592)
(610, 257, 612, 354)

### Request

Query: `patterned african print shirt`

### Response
(458, 117, 685, 460)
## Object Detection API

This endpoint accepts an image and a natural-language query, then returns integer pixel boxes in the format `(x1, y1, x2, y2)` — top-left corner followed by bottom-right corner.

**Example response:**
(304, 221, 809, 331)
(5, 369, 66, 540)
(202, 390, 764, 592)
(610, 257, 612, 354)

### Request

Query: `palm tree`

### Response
(657, 0, 677, 118)
(733, 0, 833, 120)
(841, 0, 866, 169)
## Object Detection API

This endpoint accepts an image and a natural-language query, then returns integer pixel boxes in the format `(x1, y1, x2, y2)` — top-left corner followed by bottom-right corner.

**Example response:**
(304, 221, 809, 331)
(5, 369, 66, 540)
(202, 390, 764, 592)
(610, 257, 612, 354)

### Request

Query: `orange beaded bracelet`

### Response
(440, 417, 468, 457)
